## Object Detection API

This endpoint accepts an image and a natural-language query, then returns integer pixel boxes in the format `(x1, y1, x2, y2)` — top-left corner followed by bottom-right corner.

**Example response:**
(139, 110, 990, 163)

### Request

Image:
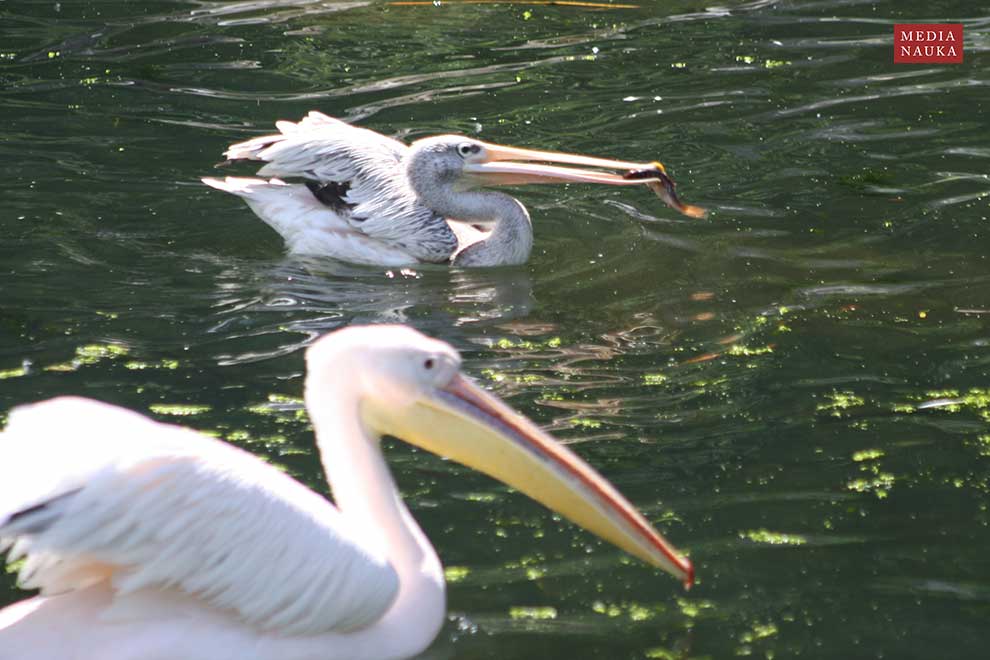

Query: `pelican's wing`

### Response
(222, 112, 457, 263)
(0, 397, 399, 636)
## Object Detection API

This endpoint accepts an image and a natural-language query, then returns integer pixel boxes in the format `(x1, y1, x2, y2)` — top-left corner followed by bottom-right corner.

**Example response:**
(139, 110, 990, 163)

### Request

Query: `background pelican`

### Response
(0, 325, 692, 660)
(203, 112, 702, 267)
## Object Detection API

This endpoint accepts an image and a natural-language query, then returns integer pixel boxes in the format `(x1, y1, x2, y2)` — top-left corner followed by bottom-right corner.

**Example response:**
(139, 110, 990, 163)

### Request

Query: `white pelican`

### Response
(203, 112, 705, 267)
(0, 325, 693, 660)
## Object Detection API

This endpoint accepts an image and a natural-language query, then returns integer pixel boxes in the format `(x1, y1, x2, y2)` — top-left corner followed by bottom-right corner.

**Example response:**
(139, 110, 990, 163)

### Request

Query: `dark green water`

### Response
(2, 0, 989, 657)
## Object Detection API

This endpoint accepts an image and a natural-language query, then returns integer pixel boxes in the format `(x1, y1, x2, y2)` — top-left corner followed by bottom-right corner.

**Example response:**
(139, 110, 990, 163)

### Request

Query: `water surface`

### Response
(2, 1, 989, 658)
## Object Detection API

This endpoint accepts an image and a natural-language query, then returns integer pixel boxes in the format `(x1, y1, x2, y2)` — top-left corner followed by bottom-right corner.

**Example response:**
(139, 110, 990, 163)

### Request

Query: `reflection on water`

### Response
(207, 258, 535, 364)
(2, 0, 990, 658)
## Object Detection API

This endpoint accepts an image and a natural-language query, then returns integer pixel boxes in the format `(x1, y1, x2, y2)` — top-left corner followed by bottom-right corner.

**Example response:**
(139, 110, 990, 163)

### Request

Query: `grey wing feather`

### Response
(1, 490, 80, 537)
(225, 112, 457, 263)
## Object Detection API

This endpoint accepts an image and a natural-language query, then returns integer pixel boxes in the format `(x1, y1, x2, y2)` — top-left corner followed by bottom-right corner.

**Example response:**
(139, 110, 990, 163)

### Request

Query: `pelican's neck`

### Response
(422, 185, 534, 267)
(308, 388, 431, 557)
(306, 384, 445, 645)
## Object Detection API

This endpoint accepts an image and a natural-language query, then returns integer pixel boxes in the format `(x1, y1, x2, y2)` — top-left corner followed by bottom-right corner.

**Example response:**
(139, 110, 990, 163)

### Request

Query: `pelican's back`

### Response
(204, 112, 458, 264)
(0, 397, 400, 658)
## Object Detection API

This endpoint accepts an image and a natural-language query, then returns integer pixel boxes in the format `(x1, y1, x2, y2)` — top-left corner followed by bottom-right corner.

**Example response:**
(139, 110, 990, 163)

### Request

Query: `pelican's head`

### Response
(306, 324, 694, 588)
(407, 134, 660, 191)
(406, 135, 705, 219)
(405, 136, 487, 190)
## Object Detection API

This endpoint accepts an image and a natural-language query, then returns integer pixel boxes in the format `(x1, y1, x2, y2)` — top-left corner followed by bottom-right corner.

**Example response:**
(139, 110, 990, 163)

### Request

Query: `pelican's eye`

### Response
(457, 142, 481, 158)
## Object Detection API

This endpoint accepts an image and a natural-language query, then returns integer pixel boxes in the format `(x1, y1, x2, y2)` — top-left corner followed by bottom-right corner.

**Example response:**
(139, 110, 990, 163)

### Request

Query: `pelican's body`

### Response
(203, 112, 682, 267)
(0, 326, 692, 660)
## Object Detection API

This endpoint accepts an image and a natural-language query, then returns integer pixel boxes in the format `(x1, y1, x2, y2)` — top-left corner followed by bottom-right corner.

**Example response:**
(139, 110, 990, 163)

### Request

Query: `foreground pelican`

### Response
(0, 325, 692, 660)
(203, 112, 704, 267)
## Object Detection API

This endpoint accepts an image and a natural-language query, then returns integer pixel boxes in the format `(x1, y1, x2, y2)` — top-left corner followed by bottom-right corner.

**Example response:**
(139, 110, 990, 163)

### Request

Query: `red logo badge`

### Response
(894, 24, 963, 64)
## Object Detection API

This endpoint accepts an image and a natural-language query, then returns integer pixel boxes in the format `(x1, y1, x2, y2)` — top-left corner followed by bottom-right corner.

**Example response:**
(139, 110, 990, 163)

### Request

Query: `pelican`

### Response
(203, 112, 704, 267)
(0, 325, 693, 660)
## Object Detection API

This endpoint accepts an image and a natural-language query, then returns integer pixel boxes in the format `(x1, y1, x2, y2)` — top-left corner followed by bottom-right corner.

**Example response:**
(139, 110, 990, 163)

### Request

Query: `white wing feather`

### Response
(221, 112, 457, 263)
(201, 177, 421, 265)
(0, 397, 399, 636)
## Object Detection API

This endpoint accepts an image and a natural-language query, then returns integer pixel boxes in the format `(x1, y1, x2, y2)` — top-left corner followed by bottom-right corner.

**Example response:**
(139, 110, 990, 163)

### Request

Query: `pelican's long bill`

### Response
(370, 372, 694, 588)
(462, 142, 707, 219)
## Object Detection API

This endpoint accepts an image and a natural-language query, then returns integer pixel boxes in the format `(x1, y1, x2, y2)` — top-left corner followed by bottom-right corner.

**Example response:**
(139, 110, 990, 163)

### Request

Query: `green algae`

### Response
(509, 606, 557, 620)
(740, 529, 807, 546)
(149, 403, 212, 416)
